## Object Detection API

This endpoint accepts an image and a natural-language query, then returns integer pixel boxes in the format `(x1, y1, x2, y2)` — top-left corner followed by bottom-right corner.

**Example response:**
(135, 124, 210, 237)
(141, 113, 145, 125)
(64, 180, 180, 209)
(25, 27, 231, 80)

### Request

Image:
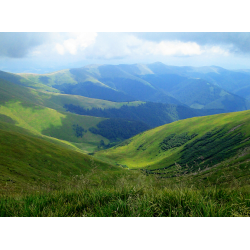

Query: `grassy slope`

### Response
(0, 121, 122, 194)
(19, 64, 250, 111)
(0, 99, 109, 153)
(96, 110, 250, 170)
(19, 68, 114, 90)
(0, 77, 143, 112)
(0, 70, 59, 93)
(0, 78, 143, 153)
(18, 66, 182, 104)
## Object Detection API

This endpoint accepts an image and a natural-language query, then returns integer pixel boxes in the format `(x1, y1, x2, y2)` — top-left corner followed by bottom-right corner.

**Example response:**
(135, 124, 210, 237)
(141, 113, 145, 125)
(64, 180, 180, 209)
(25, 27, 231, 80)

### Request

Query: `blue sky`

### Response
(1, 32, 250, 73)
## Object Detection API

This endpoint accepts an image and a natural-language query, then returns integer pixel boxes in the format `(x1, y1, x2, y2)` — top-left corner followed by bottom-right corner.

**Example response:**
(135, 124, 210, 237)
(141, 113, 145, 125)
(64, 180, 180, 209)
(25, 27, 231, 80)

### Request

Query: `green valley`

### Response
(96, 109, 250, 179)
(1, 62, 250, 217)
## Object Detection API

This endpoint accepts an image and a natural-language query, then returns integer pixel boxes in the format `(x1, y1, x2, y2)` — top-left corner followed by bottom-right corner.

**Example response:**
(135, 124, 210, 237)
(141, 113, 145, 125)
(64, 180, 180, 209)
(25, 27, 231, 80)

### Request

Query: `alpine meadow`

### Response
(1, 32, 250, 217)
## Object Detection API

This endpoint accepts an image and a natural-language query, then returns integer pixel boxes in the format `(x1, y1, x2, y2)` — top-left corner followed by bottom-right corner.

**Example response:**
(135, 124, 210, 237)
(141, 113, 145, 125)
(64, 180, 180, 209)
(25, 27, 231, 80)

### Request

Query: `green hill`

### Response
(0, 77, 143, 112)
(0, 120, 122, 194)
(18, 66, 183, 105)
(0, 70, 59, 93)
(96, 110, 250, 177)
(17, 63, 250, 112)
(0, 78, 147, 153)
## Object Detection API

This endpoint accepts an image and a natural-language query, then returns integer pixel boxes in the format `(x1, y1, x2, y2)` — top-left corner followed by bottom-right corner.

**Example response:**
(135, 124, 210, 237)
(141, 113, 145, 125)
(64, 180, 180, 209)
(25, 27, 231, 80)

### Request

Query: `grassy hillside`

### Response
(96, 110, 250, 174)
(1, 120, 250, 217)
(0, 70, 59, 93)
(0, 77, 143, 112)
(18, 66, 183, 105)
(0, 98, 110, 153)
(0, 121, 123, 194)
(0, 78, 146, 153)
(18, 64, 250, 112)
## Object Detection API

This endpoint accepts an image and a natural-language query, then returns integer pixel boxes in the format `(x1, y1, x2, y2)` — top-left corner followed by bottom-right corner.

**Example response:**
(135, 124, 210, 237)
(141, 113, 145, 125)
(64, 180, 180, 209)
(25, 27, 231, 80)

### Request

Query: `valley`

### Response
(1, 62, 250, 217)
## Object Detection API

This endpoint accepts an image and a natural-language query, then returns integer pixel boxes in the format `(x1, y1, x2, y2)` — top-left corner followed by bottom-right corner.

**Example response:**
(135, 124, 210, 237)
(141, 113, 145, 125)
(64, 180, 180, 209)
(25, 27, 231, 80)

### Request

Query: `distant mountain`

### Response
(140, 73, 250, 112)
(17, 65, 184, 105)
(0, 63, 248, 116)
(16, 63, 250, 112)
(145, 62, 250, 101)
(0, 78, 149, 153)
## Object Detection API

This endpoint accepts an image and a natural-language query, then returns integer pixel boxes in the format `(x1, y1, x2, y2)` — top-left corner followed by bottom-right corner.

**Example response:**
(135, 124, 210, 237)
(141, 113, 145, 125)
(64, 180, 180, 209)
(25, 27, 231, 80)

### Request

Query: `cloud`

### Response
(83, 33, 226, 60)
(55, 43, 65, 55)
(0, 32, 242, 73)
(55, 32, 97, 55)
(131, 32, 250, 54)
(0, 33, 52, 58)
(153, 41, 202, 56)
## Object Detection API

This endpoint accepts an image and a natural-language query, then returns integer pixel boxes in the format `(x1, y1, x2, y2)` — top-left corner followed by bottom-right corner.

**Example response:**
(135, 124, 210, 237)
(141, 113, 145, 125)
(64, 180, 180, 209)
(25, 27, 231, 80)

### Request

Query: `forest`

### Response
(89, 118, 150, 142)
(64, 102, 223, 128)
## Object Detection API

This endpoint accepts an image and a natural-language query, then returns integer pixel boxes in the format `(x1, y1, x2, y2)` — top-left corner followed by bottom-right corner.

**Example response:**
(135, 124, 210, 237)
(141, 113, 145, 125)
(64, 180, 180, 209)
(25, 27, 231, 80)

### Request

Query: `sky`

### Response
(1, 32, 250, 73)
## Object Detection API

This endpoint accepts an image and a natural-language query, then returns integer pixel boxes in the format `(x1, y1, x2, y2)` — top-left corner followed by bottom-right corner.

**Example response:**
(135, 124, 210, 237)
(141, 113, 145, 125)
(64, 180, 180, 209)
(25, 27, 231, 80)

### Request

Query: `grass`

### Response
(1, 112, 250, 217)
(0, 100, 109, 153)
(0, 123, 123, 194)
(0, 78, 144, 153)
(96, 109, 250, 170)
(0, 77, 143, 113)
(0, 70, 59, 93)
(1, 171, 250, 217)
(1, 74, 250, 217)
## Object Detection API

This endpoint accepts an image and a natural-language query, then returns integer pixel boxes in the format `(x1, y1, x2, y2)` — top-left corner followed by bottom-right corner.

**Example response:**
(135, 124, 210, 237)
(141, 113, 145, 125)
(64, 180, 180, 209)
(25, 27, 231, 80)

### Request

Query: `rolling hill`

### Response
(17, 63, 250, 112)
(0, 120, 123, 194)
(0, 78, 150, 153)
(1, 64, 250, 216)
(95, 109, 250, 180)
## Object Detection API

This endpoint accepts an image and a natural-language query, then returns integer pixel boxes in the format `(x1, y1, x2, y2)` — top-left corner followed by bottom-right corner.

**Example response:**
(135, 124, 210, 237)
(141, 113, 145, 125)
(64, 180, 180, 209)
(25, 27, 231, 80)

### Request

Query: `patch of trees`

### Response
(89, 118, 150, 142)
(72, 124, 86, 138)
(178, 128, 244, 171)
(160, 132, 198, 151)
(65, 102, 223, 129)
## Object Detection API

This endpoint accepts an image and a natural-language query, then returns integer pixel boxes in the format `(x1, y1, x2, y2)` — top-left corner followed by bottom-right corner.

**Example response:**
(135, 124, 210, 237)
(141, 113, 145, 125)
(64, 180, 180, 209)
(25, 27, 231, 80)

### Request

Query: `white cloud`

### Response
(86, 34, 204, 59)
(139, 41, 202, 56)
(55, 43, 65, 55)
(206, 46, 229, 56)
(55, 32, 97, 55)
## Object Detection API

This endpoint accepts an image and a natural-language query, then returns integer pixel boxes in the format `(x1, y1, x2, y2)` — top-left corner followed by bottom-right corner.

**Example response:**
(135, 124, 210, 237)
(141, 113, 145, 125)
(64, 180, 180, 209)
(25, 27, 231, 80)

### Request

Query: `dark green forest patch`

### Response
(64, 102, 222, 128)
(160, 132, 198, 151)
(176, 128, 245, 173)
(72, 124, 87, 138)
(89, 118, 150, 142)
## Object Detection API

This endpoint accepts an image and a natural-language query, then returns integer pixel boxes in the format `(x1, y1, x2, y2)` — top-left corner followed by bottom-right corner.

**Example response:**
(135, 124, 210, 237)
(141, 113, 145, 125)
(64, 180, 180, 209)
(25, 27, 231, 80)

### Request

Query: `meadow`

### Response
(1, 169, 250, 217)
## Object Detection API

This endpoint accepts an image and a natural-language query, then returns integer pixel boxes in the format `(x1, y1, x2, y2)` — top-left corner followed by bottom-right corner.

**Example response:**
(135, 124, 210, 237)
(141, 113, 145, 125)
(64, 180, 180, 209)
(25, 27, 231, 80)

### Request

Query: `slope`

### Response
(19, 63, 250, 111)
(0, 70, 59, 93)
(140, 71, 250, 112)
(0, 77, 143, 112)
(18, 65, 183, 105)
(0, 78, 147, 153)
(0, 120, 121, 194)
(96, 110, 250, 175)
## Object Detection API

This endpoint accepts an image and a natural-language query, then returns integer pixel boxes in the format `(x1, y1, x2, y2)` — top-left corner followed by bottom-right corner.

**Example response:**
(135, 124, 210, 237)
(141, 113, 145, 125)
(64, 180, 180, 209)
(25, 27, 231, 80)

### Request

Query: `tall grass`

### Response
(1, 171, 250, 217)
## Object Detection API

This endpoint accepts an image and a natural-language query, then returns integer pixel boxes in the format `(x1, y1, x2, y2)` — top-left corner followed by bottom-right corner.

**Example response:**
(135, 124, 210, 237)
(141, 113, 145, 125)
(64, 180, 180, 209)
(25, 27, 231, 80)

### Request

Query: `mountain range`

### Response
(1, 62, 250, 216)
(13, 62, 250, 113)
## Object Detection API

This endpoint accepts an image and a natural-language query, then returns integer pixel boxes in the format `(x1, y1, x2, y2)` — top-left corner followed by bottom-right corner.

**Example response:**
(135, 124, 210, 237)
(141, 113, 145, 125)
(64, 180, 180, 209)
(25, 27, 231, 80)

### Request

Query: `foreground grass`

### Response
(1, 173, 250, 217)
